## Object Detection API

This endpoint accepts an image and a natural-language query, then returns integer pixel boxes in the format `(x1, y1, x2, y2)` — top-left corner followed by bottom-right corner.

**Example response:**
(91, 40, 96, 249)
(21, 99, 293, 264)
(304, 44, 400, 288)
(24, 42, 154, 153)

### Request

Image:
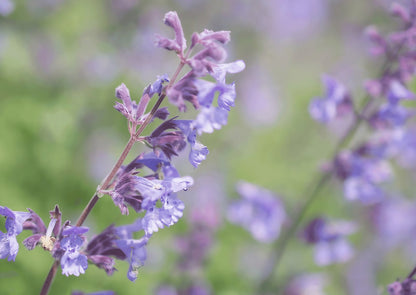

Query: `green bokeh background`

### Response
(0, 0, 412, 294)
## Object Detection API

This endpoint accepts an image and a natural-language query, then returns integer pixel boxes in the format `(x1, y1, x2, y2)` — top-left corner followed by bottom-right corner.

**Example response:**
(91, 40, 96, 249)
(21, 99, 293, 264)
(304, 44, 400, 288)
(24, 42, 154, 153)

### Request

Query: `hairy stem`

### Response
(40, 56, 189, 295)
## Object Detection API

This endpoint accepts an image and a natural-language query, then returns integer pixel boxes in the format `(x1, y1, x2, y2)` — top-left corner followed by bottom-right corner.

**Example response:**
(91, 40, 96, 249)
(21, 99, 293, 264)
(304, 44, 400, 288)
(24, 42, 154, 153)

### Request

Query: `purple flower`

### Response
(23, 205, 61, 251)
(334, 150, 392, 204)
(115, 237, 148, 282)
(369, 103, 413, 129)
(0, 207, 31, 261)
(155, 11, 186, 54)
(309, 75, 353, 123)
(86, 225, 126, 275)
(302, 217, 356, 266)
(387, 80, 416, 104)
(189, 142, 209, 168)
(59, 226, 89, 276)
(227, 181, 286, 243)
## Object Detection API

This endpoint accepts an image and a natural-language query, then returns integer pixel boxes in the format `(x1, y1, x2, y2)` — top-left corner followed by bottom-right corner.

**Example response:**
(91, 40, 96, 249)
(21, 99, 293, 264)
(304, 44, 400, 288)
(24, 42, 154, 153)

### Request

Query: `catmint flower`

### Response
(114, 77, 170, 126)
(309, 75, 353, 123)
(302, 217, 356, 266)
(23, 205, 61, 251)
(86, 225, 126, 275)
(189, 141, 209, 168)
(115, 237, 148, 282)
(146, 117, 187, 159)
(227, 181, 286, 243)
(59, 226, 89, 276)
(155, 11, 186, 54)
(0, 207, 31, 261)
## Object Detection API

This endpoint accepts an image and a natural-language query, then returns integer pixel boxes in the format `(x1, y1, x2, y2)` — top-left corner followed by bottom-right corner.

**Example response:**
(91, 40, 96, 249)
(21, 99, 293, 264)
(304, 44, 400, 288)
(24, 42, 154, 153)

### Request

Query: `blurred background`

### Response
(0, 0, 413, 294)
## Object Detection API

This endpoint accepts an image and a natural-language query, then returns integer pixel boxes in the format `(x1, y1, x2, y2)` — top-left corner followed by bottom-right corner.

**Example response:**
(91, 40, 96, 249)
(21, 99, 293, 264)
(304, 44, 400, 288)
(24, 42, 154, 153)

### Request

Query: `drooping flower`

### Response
(0, 207, 31, 261)
(227, 181, 286, 243)
(115, 237, 148, 282)
(86, 225, 126, 275)
(388, 278, 416, 295)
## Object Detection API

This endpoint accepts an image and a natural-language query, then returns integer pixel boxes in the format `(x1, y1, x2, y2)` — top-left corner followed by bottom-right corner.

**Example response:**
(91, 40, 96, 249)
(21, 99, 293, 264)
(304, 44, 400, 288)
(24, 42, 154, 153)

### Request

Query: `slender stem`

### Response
(40, 260, 59, 295)
(407, 265, 416, 279)
(258, 107, 368, 291)
(40, 56, 189, 295)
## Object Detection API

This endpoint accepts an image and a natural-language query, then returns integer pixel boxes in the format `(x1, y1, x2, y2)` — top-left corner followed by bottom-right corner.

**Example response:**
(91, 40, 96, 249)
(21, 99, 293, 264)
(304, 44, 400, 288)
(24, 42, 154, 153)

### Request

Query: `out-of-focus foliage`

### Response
(0, 0, 412, 294)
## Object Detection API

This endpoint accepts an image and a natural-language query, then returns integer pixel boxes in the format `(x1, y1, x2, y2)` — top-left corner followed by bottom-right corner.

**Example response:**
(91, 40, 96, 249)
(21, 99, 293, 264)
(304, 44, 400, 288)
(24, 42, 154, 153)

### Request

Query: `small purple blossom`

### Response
(0, 207, 31, 261)
(0, 0, 14, 16)
(115, 237, 148, 282)
(309, 75, 353, 123)
(227, 181, 286, 243)
(59, 226, 89, 276)
(302, 217, 356, 266)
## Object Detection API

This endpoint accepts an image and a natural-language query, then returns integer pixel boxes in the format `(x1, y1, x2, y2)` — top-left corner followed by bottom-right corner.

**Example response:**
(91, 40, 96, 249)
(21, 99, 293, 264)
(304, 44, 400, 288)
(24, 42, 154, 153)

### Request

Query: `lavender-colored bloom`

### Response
(0, 207, 31, 261)
(115, 237, 147, 282)
(189, 141, 209, 168)
(193, 106, 229, 135)
(334, 150, 392, 204)
(309, 75, 353, 123)
(60, 226, 89, 276)
(369, 103, 412, 129)
(0, 0, 14, 16)
(387, 80, 416, 104)
(155, 11, 186, 54)
(86, 225, 126, 275)
(227, 181, 286, 243)
(302, 217, 356, 266)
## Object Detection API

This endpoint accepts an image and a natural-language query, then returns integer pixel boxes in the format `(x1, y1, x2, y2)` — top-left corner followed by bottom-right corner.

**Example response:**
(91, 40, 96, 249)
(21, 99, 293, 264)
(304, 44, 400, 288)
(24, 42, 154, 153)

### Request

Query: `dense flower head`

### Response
(227, 181, 286, 243)
(302, 217, 356, 266)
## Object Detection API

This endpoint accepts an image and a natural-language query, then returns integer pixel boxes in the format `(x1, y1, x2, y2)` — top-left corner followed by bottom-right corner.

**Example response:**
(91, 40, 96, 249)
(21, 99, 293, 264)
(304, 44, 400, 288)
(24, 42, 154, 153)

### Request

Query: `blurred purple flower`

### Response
(309, 75, 353, 123)
(0, 0, 14, 16)
(334, 150, 392, 204)
(0, 207, 31, 261)
(302, 217, 356, 266)
(283, 273, 327, 295)
(227, 181, 286, 243)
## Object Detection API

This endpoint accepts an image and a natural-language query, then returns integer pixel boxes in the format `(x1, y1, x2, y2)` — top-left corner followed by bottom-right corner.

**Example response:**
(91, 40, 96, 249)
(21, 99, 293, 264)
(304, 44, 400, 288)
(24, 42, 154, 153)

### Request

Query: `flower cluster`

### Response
(0, 10, 244, 292)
